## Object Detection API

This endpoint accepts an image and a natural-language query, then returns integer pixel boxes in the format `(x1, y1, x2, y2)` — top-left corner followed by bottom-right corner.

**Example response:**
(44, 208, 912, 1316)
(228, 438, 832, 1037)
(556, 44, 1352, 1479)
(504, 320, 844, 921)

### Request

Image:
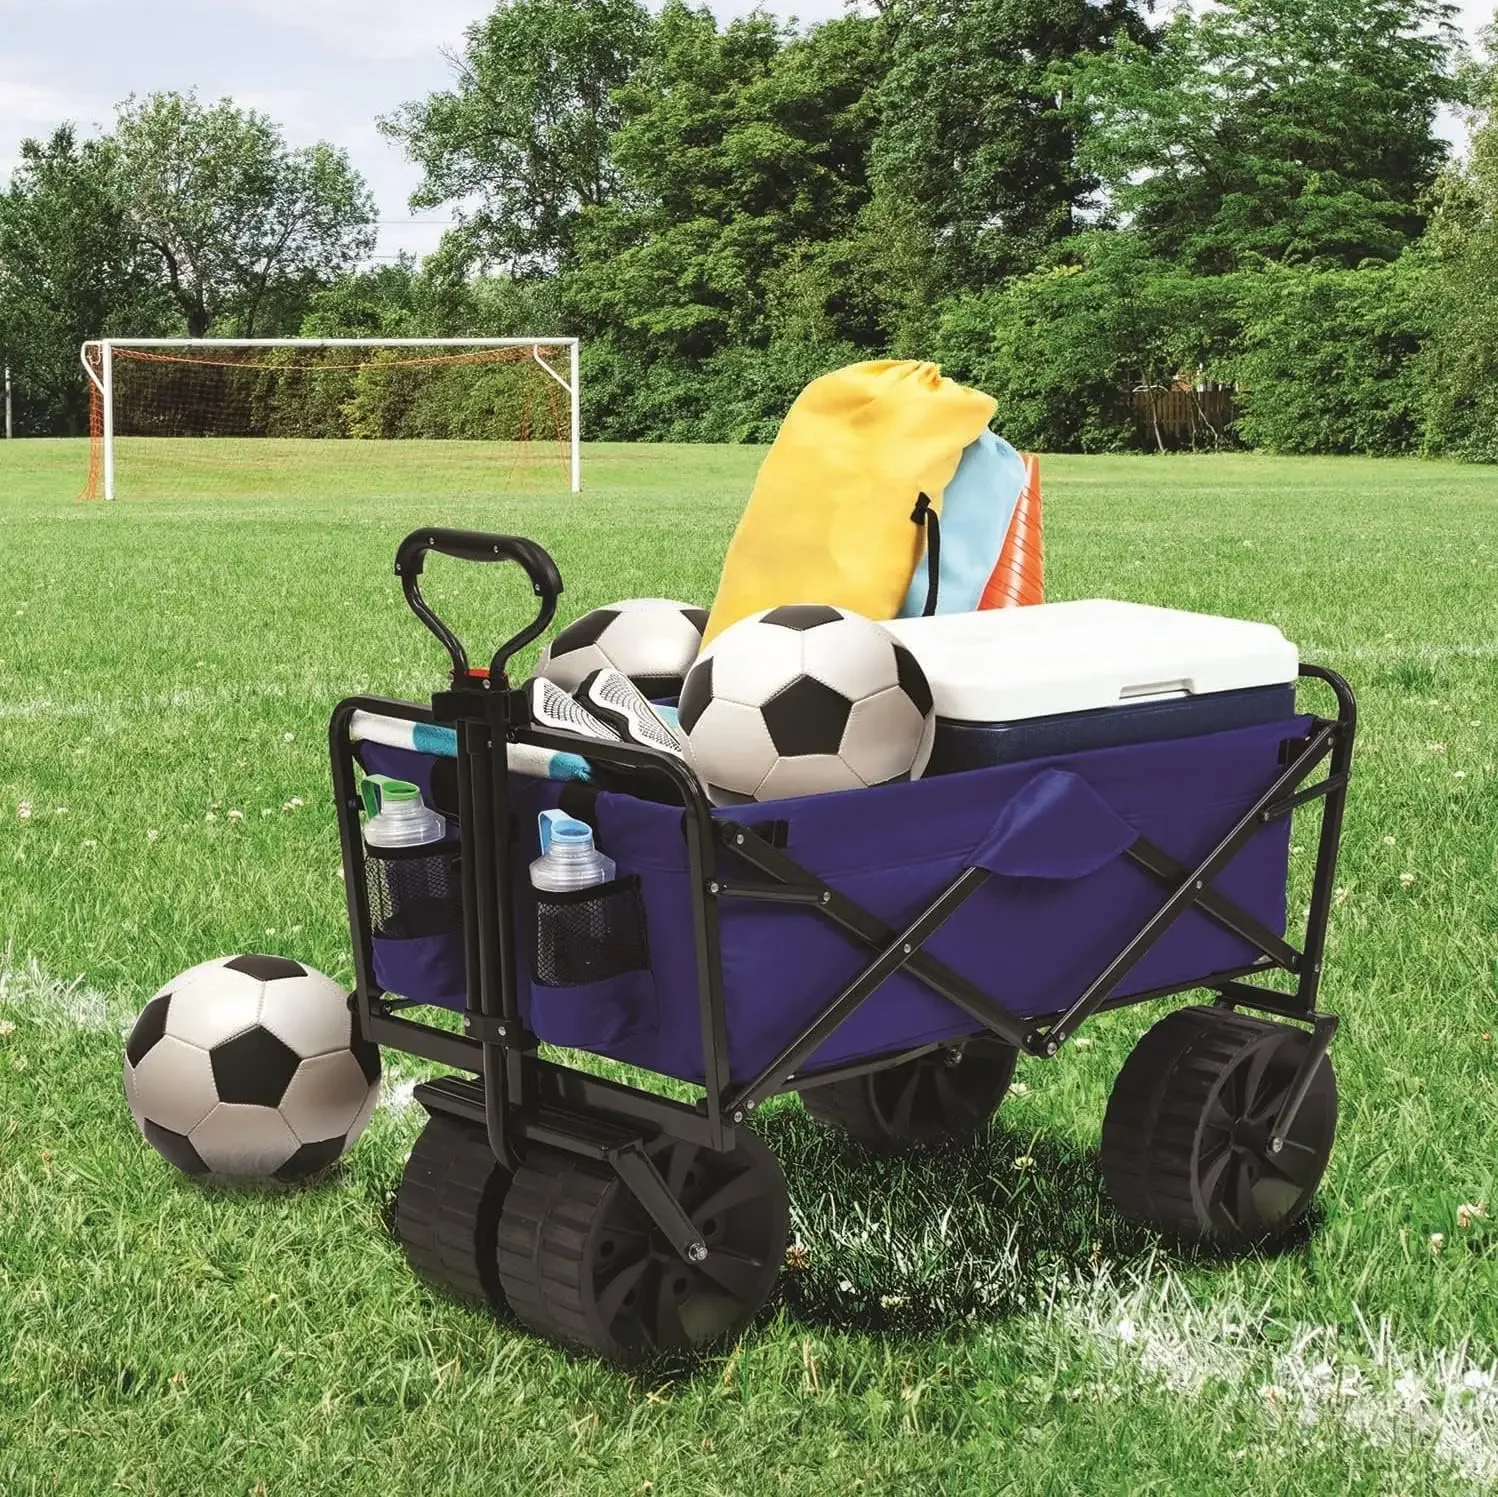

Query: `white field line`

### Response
(1042, 1264, 1498, 1488)
(1340, 640, 1498, 665)
(0, 948, 131, 1034)
(0, 950, 422, 1115)
(0, 674, 439, 723)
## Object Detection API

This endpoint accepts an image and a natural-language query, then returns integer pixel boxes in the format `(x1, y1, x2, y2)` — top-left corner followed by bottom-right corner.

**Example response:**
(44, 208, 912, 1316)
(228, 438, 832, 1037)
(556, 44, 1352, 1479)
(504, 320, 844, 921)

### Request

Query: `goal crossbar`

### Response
(80, 336, 582, 498)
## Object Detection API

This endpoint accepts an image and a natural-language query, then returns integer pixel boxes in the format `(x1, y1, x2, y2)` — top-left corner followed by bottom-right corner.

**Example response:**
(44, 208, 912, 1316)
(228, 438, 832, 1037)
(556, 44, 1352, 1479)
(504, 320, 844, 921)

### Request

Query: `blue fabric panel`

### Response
(971, 768, 1138, 880)
(372, 931, 467, 1010)
(898, 429, 1027, 618)
(509, 717, 1306, 1085)
(350, 719, 1304, 1086)
(528, 969, 659, 1049)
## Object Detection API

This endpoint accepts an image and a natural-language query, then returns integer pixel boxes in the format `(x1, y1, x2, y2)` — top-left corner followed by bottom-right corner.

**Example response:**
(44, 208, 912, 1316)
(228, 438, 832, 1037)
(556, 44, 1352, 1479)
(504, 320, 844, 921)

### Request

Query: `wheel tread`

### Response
(395, 1114, 511, 1308)
(1101, 1006, 1335, 1248)
(801, 1040, 1018, 1153)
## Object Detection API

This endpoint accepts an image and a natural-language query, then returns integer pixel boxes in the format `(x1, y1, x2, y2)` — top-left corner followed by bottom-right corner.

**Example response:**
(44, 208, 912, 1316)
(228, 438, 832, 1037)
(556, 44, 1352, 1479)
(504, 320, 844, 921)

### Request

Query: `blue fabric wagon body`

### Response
(358, 713, 1306, 1089)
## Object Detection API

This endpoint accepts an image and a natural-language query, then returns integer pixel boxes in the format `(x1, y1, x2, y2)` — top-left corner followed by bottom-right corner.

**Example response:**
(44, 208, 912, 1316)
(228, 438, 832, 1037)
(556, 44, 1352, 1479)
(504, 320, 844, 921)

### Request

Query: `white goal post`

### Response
(80, 336, 583, 499)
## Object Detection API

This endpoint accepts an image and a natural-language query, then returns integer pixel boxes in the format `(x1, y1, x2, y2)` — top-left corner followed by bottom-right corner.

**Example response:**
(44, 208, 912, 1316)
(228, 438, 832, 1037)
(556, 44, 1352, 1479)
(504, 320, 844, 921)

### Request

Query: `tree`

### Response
(870, 0, 1150, 306)
(933, 233, 1239, 451)
(381, 0, 650, 277)
(112, 91, 376, 337)
(1229, 260, 1428, 454)
(0, 126, 172, 434)
(1418, 20, 1498, 459)
(1067, 0, 1464, 273)
(566, 6, 886, 355)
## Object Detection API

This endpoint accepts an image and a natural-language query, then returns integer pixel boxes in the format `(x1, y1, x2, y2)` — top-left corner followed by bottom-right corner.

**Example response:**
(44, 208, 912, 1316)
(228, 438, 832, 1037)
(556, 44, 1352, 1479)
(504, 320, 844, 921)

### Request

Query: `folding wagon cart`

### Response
(330, 529, 1356, 1365)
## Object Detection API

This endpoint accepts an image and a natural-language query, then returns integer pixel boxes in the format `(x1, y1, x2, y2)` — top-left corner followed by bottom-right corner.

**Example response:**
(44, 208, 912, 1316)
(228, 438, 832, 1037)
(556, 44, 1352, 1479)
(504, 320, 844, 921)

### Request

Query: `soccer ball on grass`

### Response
(123, 954, 380, 1182)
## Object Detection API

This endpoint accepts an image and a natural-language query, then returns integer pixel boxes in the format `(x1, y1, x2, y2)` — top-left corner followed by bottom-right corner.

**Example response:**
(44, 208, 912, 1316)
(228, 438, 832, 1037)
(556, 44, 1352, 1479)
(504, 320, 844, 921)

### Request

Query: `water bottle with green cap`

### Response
(361, 775, 446, 851)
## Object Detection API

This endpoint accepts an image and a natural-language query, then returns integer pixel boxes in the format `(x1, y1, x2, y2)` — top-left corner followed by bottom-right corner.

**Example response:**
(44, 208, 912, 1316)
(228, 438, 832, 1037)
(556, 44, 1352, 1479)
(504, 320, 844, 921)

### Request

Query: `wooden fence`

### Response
(1129, 387, 1238, 451)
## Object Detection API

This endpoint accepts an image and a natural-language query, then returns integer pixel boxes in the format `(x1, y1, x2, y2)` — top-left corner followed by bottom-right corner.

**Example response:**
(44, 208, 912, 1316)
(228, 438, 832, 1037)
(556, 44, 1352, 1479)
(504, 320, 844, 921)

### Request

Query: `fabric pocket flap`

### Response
(972, 768, 1137, 881)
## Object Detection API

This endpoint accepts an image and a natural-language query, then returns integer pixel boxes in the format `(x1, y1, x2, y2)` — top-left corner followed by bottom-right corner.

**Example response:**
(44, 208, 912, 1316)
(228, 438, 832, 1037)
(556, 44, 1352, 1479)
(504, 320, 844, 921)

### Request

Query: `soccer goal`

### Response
(79, 338, 582, 501)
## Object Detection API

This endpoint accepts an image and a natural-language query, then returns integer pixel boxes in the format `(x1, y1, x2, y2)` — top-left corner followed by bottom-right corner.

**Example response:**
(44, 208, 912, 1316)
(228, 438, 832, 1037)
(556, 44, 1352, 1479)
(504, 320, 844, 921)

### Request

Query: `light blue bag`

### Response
(898, 429, 1028, 617)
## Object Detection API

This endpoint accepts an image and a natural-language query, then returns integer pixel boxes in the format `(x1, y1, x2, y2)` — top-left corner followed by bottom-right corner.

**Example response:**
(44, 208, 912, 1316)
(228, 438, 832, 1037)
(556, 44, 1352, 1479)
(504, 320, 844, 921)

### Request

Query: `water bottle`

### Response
(531, 811, 623, 986)
(530, 810, 615, 892)
(360, 777, 455, 942)
(361, 776, 446, 850)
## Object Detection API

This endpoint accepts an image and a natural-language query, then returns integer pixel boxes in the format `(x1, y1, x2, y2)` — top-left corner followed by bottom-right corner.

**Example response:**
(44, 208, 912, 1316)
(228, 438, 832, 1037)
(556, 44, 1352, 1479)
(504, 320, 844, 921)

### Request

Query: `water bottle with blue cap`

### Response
(531, 810, 624, 986)
(530, 809, 616, 893)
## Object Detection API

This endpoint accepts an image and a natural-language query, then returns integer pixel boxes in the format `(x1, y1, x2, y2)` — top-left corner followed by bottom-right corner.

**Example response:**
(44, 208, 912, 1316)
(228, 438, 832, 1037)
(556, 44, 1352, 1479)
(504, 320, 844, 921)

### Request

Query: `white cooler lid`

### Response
(883, 601, 1298, 723)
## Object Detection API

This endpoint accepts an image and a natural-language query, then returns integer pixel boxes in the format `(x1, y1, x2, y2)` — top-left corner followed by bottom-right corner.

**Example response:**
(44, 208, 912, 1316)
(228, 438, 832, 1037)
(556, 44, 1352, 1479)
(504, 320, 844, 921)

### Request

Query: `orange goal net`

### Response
(81, 339, 579, 501)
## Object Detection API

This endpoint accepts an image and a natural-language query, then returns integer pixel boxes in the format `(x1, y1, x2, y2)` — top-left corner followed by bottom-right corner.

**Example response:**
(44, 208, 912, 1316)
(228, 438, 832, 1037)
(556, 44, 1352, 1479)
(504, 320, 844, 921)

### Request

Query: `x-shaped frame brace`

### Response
(711, 716, 1345, 1150)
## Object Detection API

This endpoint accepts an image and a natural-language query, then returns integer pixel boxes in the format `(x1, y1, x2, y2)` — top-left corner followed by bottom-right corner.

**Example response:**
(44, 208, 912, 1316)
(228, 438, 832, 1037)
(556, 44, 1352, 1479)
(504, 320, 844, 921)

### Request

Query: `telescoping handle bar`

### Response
(394, 527, 564, 682)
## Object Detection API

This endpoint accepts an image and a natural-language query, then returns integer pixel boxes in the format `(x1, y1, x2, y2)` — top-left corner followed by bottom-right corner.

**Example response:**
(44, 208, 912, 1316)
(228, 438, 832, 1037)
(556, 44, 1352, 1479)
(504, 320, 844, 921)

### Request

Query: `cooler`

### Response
(883, 601, 1299, 775)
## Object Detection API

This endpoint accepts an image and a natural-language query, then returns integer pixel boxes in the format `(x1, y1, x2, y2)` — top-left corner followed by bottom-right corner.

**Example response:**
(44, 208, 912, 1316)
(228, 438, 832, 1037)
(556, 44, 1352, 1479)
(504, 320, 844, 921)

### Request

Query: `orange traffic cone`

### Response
(978, 454, 1044, 609)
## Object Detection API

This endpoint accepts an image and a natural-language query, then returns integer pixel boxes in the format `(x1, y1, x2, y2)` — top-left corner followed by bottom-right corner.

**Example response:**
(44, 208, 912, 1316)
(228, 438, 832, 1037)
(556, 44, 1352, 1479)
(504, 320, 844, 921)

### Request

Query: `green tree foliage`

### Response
(871, 0, 1149, 304)
(381, 0, 650, 276)
(568, 6, 885, 356)
(300, 263, 425, 338)
(1228, 260, 1429, 454)
(0, 127, 172, 434)
(933, 234, 1239, 451)
(112, 91, 376, 336)
(1068, 0, 1464, 272)
(1418, 23, 1498, 460)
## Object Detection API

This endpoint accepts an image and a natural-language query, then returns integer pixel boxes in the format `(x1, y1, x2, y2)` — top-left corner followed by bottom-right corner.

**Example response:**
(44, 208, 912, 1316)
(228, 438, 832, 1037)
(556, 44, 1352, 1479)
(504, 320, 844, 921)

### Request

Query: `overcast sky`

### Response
(0, 0, 1492, 264)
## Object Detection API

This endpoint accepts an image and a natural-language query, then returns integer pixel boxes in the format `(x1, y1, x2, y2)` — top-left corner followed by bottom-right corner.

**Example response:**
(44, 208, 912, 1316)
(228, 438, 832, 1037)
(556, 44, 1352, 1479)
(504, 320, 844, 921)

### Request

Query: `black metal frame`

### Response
(331, 529, 1356, 1264)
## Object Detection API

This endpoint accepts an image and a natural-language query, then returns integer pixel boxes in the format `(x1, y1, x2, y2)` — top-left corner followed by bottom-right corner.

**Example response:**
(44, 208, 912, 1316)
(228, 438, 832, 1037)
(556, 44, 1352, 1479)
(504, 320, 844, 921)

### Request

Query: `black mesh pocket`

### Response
(534, 877, 649, 987)
(366, 844, 463, 940)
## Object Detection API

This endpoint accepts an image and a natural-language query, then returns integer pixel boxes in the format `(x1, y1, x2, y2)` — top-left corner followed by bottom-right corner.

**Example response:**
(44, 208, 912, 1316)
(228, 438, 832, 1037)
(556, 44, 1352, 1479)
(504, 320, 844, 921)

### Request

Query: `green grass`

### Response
(3, 439, 1498, 1495)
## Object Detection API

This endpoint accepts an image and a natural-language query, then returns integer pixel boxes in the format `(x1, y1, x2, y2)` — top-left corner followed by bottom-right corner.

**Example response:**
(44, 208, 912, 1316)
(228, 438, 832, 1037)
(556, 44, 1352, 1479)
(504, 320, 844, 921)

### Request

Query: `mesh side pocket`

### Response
(366, 845, 463, 941)
(534, 877, 649, 987)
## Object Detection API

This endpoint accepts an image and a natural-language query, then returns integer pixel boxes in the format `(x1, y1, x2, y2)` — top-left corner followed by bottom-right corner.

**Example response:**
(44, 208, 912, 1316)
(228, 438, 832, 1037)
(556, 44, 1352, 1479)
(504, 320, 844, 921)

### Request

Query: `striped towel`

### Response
(349, 711, 593, 783)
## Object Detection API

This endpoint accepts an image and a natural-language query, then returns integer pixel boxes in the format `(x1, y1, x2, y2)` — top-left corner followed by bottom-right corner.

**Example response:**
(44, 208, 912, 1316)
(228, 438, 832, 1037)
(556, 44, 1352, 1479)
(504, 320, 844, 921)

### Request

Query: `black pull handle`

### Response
(395, 527, 564, 681)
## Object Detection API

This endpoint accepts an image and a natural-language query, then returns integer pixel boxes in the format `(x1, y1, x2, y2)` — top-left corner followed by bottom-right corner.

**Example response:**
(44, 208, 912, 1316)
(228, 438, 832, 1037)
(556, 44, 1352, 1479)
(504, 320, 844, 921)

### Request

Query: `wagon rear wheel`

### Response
(394, 1113, 511, 1309)
(800, 1037, 1018, 1153)
(495, 1126, 788, 1365)
(1101, 1006, 1336, 1249)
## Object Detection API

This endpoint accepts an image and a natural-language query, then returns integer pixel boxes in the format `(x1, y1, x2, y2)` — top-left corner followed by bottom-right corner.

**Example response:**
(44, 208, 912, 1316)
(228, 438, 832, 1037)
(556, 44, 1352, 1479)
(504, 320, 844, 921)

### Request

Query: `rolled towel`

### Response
(349, 709, 593, 783)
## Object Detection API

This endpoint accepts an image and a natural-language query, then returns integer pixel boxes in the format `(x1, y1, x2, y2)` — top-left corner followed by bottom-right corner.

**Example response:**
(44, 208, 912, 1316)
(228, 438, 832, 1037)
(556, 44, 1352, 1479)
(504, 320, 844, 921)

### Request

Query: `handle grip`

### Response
(396, 528, 563, 598)
(395, 526, 563, 681)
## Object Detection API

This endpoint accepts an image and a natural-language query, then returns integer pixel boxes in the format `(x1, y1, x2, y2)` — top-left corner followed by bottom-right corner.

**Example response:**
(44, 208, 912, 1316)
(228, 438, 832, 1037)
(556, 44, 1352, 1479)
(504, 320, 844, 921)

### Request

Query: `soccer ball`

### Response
(536, 599, 708, 700)
(677, 604, 935, 804)
(123, 954, 380, 1182)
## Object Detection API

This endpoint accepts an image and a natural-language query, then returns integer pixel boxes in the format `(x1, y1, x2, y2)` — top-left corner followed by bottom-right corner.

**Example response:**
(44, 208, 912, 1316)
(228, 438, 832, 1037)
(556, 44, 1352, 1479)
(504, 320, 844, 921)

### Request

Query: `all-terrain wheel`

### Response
(1101, 1006, 1337, 1249)
(799, 1037, 1019, 1153)
(495, 1126, 788, 1365)
(395, 1113, 511, 1308)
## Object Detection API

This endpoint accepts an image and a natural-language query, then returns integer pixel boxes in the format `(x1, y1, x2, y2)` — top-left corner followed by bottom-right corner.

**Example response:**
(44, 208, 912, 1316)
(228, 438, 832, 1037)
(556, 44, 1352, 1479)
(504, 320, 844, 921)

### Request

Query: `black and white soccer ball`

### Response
(536, 599, 708, 700)
(122, 955, 380, 1182)
(677, 604, 935, 804)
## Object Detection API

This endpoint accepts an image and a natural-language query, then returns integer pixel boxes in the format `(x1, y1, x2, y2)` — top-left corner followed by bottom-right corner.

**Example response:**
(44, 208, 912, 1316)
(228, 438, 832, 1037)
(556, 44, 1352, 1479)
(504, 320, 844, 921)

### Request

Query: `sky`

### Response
(0, 0, 1492, 265)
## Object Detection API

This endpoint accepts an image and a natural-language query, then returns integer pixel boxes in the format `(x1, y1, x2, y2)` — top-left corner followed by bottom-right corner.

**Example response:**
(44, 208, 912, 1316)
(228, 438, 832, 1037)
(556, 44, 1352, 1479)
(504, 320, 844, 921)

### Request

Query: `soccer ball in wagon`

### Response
(328, 528, 1353, 1365)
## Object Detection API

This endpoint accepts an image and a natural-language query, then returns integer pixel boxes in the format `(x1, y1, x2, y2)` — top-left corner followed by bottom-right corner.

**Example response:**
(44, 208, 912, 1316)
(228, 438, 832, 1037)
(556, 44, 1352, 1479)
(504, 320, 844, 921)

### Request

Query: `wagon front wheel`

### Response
(799, 1037, 1019, 1153)
(495, 1125, 788, 1365)
(395, 1112, 511, 1309)
(1101, 1006, 1337, 1249)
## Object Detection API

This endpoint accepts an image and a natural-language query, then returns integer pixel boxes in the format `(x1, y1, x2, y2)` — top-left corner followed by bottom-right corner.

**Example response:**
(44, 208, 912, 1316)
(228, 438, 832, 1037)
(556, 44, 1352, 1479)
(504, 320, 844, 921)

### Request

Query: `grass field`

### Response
(3, 438, 1498, 1495)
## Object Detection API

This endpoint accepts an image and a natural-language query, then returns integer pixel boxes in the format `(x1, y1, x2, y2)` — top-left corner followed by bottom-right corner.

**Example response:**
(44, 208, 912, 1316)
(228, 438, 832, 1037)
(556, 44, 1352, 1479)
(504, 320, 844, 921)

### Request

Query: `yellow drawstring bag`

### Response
(702, 360, 997, 645)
